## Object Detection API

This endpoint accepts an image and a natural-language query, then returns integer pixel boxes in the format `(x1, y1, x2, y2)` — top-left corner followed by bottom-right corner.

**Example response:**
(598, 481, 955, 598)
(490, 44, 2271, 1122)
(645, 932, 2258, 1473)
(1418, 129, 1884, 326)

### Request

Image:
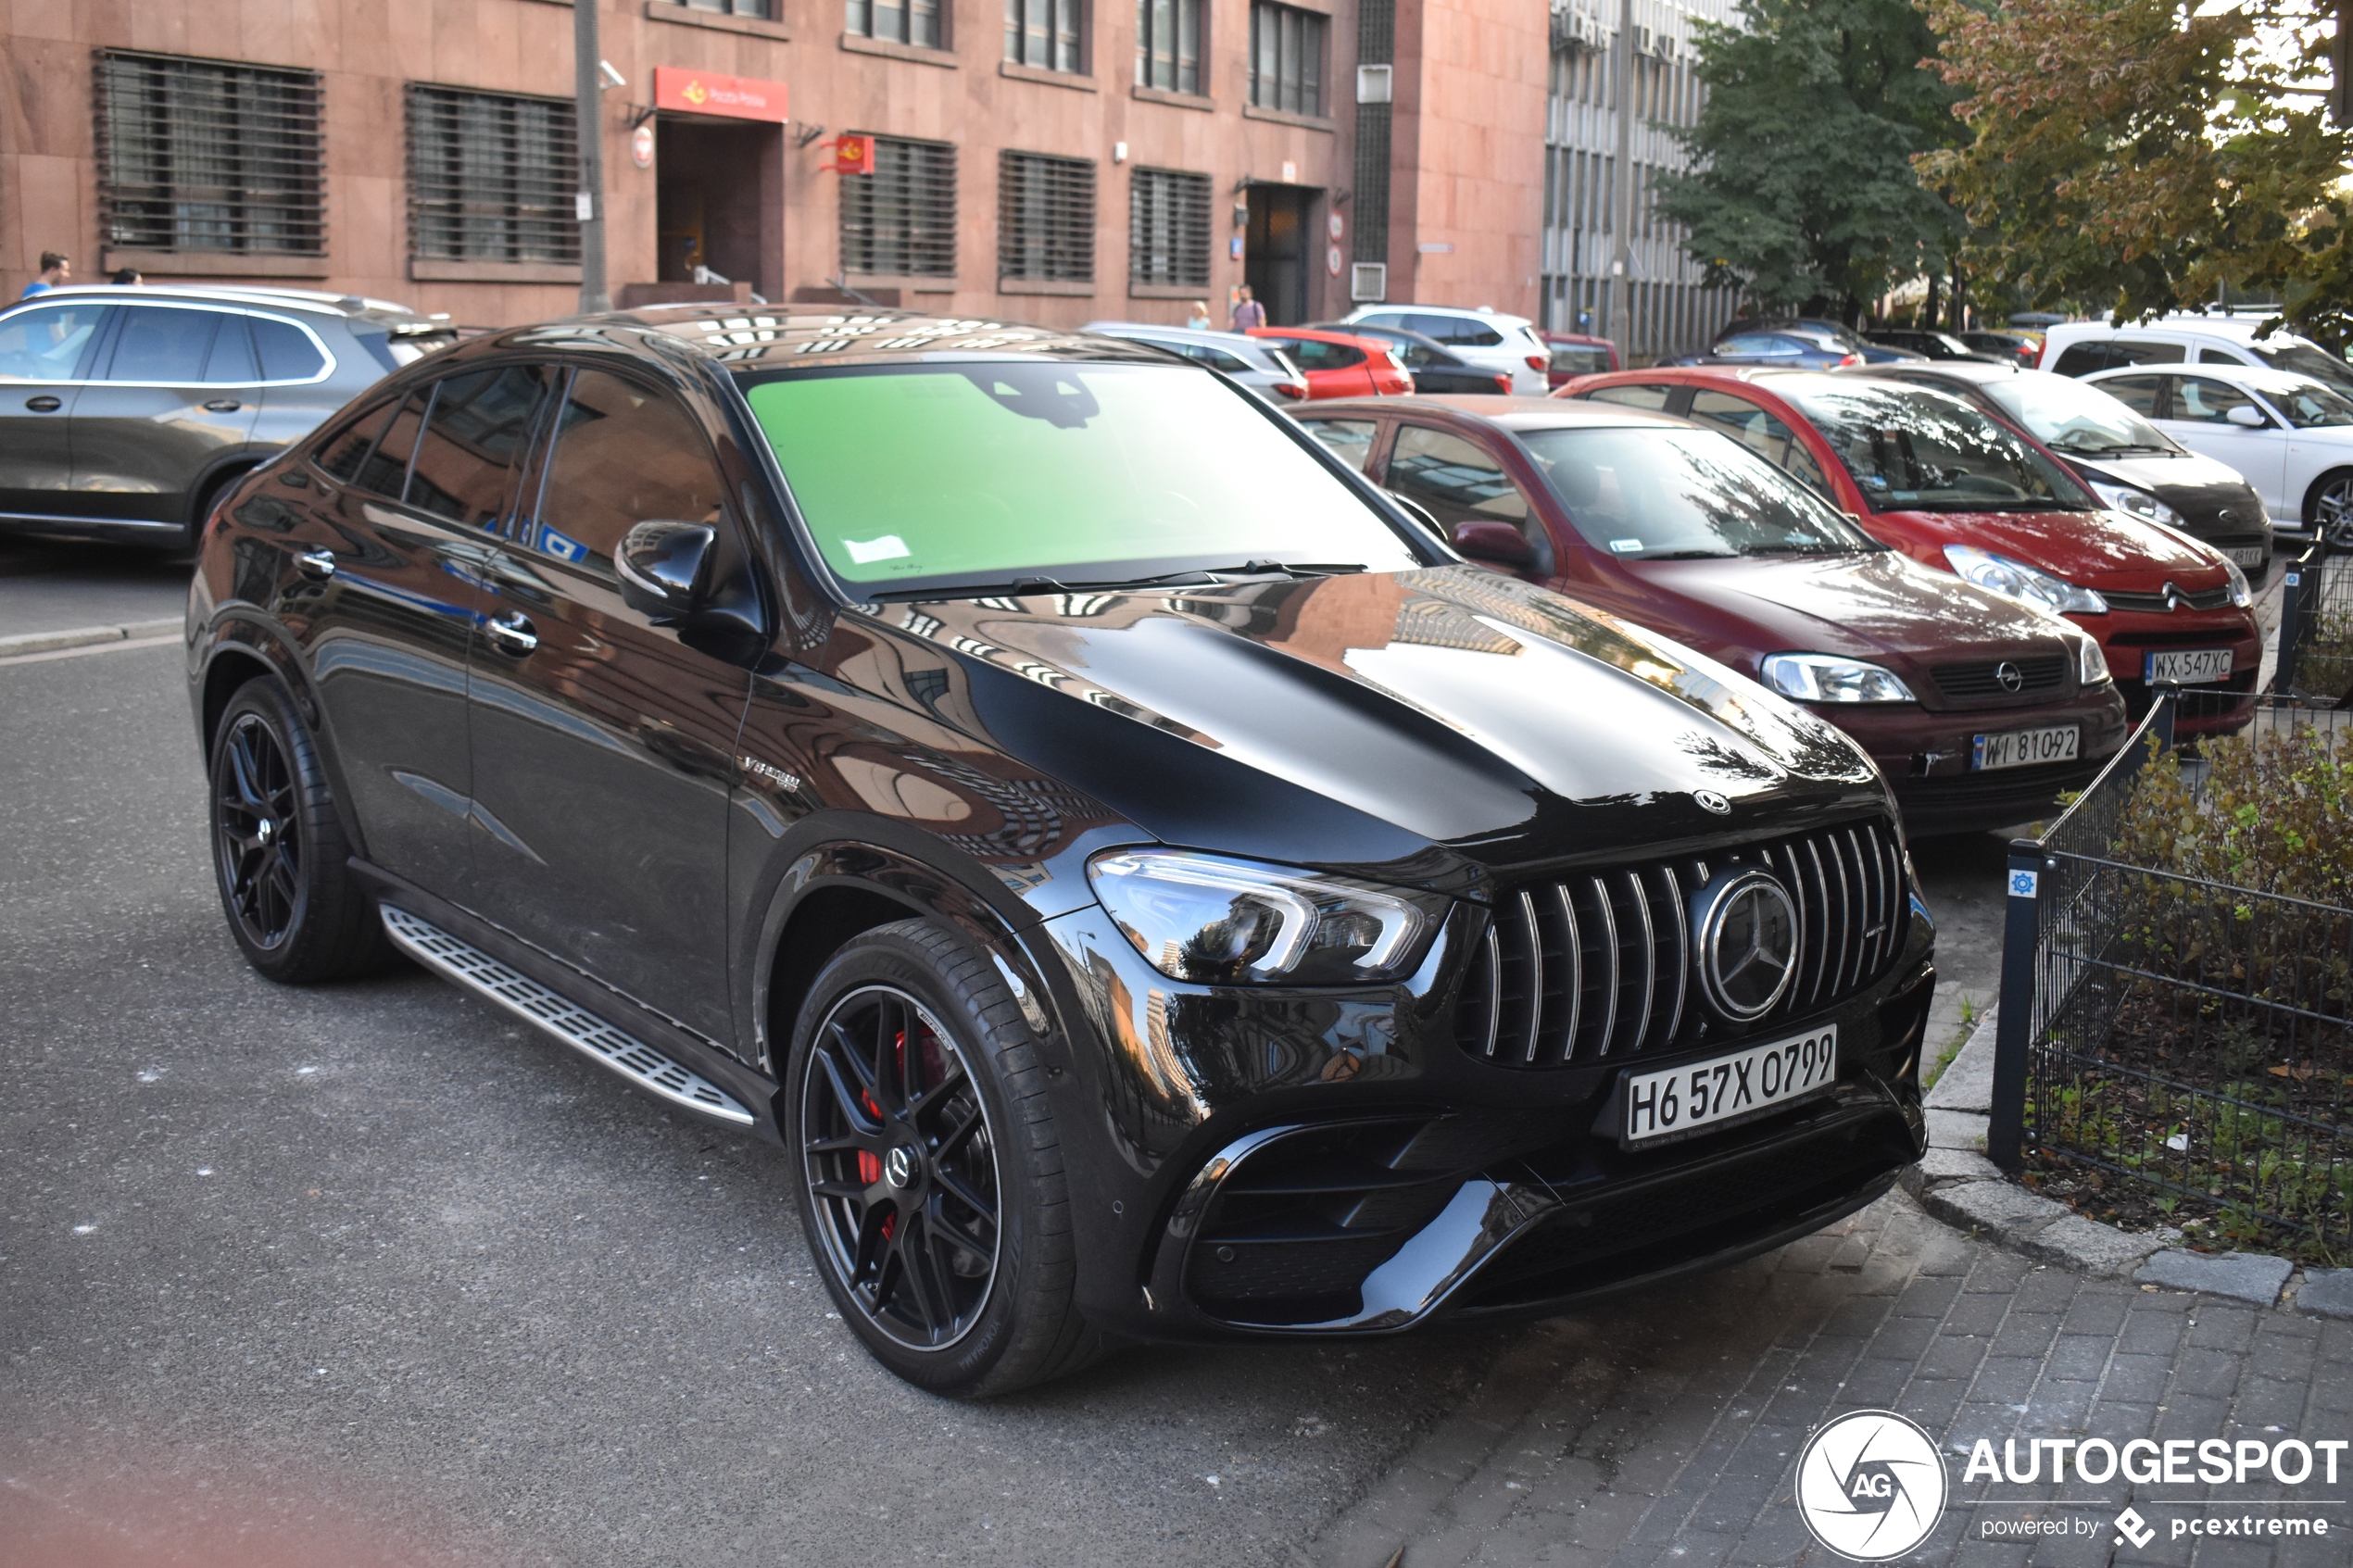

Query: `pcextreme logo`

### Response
(1794, 1410, 1949, 1561)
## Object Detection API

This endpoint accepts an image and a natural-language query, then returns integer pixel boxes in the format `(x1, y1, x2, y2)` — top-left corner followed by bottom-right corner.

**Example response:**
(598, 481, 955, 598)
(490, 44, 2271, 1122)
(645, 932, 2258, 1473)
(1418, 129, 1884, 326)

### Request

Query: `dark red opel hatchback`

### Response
(1293, 396, 2130, 835)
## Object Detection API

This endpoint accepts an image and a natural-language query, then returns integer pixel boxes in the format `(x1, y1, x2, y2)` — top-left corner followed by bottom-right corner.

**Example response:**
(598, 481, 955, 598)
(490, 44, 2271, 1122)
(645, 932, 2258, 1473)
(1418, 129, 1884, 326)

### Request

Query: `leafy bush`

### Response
(2114, 719, 2353, 909)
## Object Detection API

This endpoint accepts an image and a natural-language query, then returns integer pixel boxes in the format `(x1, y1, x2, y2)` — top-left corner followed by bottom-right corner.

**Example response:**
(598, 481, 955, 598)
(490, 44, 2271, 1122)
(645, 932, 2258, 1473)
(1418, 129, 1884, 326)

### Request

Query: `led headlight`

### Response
(2221, 556, 2254, 608)
(2086, 481, 2183, 529)
(1944, 544, 2108, 616)
(1088, 851, 1445, 986)
(2073, 633, 2111, 685)
(1759, 653, 1917, 704)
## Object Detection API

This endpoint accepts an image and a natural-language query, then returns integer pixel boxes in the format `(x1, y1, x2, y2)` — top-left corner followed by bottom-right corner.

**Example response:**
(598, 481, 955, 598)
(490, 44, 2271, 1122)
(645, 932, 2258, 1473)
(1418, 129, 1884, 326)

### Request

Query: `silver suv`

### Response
(0, 285, 454, 549)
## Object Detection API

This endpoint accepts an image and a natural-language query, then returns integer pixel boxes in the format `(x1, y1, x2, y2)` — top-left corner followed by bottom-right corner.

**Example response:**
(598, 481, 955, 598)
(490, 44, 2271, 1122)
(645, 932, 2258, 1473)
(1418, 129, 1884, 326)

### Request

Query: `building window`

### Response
(94, 50, 324, 256)
(841, 136, 958, 276)
(1250, 2, 1326, 117)
(407, 86, 579, 266)
(999, 152, 1095, 283)
(678, 0, 777, 18)
(847, 0, 940, 46)
(1006, 0, 1084, 71)
(1136, 0, 1201, 94)
(1129, 169, 1209, 287)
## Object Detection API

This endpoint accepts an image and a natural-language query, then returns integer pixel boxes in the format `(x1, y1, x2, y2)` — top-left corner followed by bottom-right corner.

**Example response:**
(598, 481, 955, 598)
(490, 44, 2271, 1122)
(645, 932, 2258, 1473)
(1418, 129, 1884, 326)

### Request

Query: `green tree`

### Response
(1655, 0, 1965, 320)
(1919, 0, 2353, 346)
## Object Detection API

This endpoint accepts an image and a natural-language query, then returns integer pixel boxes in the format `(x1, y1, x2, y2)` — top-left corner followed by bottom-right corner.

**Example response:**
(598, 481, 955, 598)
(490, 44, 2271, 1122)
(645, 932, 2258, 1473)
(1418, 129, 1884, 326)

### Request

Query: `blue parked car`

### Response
(1700, 318, 1925, 368)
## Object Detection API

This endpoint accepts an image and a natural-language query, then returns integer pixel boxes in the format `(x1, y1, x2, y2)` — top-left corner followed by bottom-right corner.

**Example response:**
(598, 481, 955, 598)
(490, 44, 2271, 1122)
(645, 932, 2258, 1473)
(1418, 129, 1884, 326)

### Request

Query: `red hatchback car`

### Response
(1559, 368, 2261, 733)
(1248, 327, 1415, 398)
(1290, 395, 2130, 834)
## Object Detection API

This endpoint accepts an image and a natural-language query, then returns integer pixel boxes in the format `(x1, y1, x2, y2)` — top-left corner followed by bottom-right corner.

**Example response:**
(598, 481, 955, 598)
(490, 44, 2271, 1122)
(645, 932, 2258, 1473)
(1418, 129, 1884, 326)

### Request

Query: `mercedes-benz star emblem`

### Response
(1994, 660, 2024, 693)
(1793, 1410, 1947, 1561)
(1697, 871, 1799, 1020)
(883, 1147, 916, 1188)
(1693, 790, 1731, 815)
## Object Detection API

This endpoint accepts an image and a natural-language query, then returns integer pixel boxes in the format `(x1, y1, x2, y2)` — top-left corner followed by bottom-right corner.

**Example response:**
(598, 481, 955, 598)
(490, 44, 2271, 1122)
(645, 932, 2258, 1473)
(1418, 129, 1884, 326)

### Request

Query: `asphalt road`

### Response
(0, 543, 2019, 1566)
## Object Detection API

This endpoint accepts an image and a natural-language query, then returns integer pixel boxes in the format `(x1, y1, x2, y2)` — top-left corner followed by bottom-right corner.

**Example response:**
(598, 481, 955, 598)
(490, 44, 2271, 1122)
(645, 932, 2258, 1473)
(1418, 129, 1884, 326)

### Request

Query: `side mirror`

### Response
(2225, 403, 2267, 429)
(1452, 520, 1534, 568)
(616, 519, 716, 623)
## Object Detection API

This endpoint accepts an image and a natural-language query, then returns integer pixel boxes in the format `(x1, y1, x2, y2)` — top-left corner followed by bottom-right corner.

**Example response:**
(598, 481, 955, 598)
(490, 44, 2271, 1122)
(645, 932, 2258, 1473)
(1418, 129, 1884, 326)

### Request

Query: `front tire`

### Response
(208, 675, 388, 983)
(786, 920, 1101, 1397)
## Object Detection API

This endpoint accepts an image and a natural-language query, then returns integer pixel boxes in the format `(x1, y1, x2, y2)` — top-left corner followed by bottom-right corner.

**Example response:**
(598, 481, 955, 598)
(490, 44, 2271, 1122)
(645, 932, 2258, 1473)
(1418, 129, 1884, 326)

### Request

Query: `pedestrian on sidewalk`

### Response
(1229, 285, 1265, 332)
(1186, 300, 1212, 331)
(21, 251, 69, 296)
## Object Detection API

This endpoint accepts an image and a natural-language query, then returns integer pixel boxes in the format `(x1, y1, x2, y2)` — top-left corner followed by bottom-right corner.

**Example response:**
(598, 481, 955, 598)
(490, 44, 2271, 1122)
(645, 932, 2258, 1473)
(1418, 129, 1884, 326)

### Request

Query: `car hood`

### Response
(873, 566, 1883, 887)
(1626, 550, 2073, 677)
(1884, 507, 2227, 590)
(2067, 451, 2267, 524)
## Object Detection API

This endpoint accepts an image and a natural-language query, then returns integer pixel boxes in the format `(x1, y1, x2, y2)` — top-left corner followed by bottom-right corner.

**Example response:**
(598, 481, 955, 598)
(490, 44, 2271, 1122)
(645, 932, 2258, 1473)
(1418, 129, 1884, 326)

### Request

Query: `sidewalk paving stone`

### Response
(2294, 1267, 2353, 1321)
(2132, 1248, 2295, 1306)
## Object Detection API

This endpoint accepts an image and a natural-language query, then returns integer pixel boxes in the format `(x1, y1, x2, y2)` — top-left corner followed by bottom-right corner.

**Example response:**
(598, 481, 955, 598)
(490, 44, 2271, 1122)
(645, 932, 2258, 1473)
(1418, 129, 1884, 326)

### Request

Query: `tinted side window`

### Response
(204, 314, 259, 383)
(2170, 376, 2261, 424)
(0, 302, 111, 382)
(104, 306, 218, 383)
(530, 370, 725, 571)
(2114, 340, 2185, 366)
(254, 318, 329, 382)
(1718, 334, 1799, 357)
(2195, 345, 2246, 365)
(1688, 390, 1831, 494)
(1583, 383, 1673, 410)
(1280, 338, 1365, 370)
(1550, 344, 1612, 375)
(2095, 374, 2166, 418)
(2051, 344, 2113, 377)
(1388, 425, 1535, 535)
(1300, 418, 1378, 470)
(1409, 313, 1503, 348)
(354, 391, 429, 499)
(404, 366, 549, 528)
(316, 398, 399, 483)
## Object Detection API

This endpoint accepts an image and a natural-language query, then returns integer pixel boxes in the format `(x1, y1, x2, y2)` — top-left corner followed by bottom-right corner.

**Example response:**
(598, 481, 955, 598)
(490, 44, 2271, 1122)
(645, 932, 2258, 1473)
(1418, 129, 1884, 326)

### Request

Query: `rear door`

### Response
(69, 303, 263, 534)
(464, 366, 757, 1040)
(0, 298, 112, 521)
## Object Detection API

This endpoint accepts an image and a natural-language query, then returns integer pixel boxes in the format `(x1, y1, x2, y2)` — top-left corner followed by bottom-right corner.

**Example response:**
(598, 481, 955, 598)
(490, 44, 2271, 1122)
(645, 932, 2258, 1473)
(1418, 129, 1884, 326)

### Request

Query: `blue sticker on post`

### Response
(2007, 869, 2038, 898)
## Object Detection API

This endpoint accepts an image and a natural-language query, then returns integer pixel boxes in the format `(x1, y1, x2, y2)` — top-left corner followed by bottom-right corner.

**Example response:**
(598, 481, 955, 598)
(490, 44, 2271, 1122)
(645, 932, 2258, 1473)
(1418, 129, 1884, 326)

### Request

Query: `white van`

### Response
(2041, 313, 2353, 395)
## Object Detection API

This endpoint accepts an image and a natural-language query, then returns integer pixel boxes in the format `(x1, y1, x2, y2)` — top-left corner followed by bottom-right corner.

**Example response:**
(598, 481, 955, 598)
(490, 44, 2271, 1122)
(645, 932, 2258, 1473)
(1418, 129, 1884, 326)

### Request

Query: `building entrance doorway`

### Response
(1244, 184, 1318, 327)
(654, 118, 784, 299)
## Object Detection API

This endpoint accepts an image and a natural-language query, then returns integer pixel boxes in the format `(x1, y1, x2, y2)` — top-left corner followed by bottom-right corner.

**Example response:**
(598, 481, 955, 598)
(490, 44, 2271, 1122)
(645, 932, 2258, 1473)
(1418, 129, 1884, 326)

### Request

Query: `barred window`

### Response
(1249, 2, 1326, 117)
(1129, 169, 1209, 288)
(1006, 0, 1084, 71)
(407, 86, 579, 265)
(678, 0, 776, 16)
(94, 50, 323, 256)
(1136, 0, 1201, 94)
(847, 0, 940, 45)
(841, 136, 958, 277)
(999, 153, 1095, 283)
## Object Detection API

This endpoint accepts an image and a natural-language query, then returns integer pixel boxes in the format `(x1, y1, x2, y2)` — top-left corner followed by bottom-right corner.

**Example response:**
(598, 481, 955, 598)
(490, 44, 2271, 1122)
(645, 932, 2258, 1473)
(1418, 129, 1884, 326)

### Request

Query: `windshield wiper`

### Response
(1639, 549, 1739, 560)
(1197, 560, 1367, 578)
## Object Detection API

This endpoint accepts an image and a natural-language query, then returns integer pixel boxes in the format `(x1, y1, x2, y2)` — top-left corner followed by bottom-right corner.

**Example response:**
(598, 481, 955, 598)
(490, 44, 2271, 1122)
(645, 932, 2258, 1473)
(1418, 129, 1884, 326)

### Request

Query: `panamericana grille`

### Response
(2104, 584, 2235, 613)
(1456, 819, 1907, 1070)
(1930, 655, 2066, 699)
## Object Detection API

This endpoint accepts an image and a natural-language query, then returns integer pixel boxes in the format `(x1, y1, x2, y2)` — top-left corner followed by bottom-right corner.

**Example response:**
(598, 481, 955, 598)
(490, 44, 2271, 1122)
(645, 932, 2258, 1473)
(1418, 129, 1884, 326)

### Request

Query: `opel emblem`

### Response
(884, 1147, 916, 1188)
(1994, 661, 2024, 693)
(1698, 871, 1799, 1021)
(1694, 790, 1731, 816)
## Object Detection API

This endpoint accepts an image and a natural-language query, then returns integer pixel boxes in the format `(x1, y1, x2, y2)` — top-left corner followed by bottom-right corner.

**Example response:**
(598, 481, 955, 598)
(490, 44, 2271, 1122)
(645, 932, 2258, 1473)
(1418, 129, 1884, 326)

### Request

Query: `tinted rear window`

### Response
(255, 318, 329, 381)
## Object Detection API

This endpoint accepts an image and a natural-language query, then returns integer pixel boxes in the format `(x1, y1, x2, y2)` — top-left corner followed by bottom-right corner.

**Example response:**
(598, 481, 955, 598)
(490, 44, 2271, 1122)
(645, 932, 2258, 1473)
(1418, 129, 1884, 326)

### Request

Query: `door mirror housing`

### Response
(616, 520, 716, 623)
(2225, 403, 2267, 429)
(1452, 520, 1534, 569)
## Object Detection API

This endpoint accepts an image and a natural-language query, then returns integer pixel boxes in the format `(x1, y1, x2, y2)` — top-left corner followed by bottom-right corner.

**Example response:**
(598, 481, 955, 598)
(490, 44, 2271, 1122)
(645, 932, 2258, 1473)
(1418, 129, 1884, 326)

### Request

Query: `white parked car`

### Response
(2042, 313, 2353, 396)
(1340, 304, 1549, 394)
(2080, 361, 2353, 542)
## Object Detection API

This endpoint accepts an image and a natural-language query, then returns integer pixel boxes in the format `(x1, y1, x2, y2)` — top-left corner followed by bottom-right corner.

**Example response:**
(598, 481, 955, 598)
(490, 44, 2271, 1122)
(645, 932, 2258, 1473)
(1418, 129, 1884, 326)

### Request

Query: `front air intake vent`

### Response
(1454, 818, 1907, 1070)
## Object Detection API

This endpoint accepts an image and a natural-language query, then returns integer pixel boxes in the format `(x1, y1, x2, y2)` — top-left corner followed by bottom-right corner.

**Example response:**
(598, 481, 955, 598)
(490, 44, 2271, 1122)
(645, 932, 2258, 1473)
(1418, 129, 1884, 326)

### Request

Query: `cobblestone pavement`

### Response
(1314, 1190, 2353, 1568)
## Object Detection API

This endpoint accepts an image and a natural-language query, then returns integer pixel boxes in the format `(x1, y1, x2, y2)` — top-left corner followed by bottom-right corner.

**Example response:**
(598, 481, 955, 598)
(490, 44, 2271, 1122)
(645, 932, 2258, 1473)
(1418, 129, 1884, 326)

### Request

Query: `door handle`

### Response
(24, 395, 60, 412)
(485, 610, 538, 657)
(295, 547, 336, 582)
(203, 398, 243, 413)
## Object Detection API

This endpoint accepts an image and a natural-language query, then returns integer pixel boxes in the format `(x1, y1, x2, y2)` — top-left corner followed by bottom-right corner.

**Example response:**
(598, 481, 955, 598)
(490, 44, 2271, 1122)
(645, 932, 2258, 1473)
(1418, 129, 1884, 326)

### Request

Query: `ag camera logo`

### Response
(1795, 1410, 1949, 1561)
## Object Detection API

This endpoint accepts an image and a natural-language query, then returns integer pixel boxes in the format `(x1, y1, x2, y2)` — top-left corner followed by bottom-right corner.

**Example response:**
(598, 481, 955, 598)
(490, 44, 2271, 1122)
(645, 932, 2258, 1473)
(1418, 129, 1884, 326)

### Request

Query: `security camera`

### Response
(598, 60, 626, 91)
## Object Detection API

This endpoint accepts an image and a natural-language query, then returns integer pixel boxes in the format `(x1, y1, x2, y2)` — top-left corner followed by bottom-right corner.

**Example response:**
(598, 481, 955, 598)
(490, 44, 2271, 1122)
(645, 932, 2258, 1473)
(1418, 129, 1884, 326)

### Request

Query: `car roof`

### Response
(1309, 320, 1447, 349)
(19, 282, 440, 325)
(1302, 393, 1687, 430)
(560, 306, 1183, 373)
(1352, 304, 1536, 329)
(1083, 321, 1262, 349)
(1848, 359, 2019, 385)
(2082, 360, 2334, 397)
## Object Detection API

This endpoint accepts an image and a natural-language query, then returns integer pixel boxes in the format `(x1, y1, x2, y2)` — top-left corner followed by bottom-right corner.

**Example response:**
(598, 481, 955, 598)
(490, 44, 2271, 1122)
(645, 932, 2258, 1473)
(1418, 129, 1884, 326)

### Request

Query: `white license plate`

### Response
(2223, 546, 2265, 567)
(1622, 1025, 1839, 1147)
(2145, 647, 2233, 684)
(1972, 725, 2079, 771)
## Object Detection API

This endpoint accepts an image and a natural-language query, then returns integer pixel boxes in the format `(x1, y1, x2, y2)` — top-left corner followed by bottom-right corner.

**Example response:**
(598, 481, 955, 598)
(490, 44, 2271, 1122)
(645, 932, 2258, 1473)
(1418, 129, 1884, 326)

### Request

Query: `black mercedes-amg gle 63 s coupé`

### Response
(187, 309, 1933, 1395)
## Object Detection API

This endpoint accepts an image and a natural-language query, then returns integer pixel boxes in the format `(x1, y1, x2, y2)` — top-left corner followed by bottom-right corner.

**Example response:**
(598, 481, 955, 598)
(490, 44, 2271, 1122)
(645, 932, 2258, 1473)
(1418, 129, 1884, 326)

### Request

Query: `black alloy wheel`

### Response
(802, 984, 1000, 1349)
(786, 920, 1102, 1396)
(207, 676, 390, 984)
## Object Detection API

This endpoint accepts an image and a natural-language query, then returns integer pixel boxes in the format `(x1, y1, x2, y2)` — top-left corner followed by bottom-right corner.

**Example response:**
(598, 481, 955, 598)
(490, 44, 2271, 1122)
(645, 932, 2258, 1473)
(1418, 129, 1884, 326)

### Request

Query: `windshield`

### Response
(2247, 373, 2353, 429)
(1516, 424, 1885, 559)
(1983, 373, 2176, 456)
(2249, 338, 2353, 394)
(741, 362, 1424, 596)
(1781, 383, 2095, 512)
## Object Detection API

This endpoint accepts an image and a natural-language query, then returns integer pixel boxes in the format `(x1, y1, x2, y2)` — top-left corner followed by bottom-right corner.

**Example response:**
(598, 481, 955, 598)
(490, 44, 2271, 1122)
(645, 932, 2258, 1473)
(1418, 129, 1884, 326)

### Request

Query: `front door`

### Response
(2153, 373, 2287, 518)
(1246, 184, 1315, 326)
(70, 303, 262, 533)
(0, 298, 111, 521)
(466, 367, 753, 1041)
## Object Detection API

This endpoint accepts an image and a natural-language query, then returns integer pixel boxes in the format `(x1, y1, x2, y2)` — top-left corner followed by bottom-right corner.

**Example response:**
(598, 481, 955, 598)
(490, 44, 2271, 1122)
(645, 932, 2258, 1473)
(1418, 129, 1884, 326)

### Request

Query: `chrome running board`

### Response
(381, 904, 754, 1126)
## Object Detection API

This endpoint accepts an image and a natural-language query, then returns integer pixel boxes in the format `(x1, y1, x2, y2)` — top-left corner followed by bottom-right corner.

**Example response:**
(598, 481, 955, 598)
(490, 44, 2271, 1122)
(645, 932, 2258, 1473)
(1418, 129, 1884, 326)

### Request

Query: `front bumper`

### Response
(1824, 687, 2132, 837)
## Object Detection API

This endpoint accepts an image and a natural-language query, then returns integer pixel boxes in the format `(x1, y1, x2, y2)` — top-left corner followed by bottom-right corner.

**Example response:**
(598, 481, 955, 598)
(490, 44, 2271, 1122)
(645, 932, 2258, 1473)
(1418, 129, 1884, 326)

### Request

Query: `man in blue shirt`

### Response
(21, 252, 70, 296)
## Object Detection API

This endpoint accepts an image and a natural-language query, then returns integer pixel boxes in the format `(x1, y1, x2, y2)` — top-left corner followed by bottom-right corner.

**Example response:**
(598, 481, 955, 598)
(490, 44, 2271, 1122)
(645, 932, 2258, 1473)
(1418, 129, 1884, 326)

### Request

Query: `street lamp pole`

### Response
(574, 0, 611, 314)
(1607, 0, 1634, 360)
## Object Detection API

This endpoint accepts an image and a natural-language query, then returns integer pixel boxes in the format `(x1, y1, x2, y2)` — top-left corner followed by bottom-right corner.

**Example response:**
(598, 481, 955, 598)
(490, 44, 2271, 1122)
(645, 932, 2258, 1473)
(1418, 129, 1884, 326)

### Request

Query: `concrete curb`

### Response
(1901, 1008, 2353, 1316)
(0, 617, 182, 659)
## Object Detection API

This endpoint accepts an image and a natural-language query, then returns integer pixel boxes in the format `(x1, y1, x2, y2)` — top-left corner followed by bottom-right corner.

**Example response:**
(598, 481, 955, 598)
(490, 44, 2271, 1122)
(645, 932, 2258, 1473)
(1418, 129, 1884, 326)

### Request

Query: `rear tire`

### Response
(208, 675, 390, 983)
(2307, 469, 2353, 548)
(785, 919, 1102, 1397)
